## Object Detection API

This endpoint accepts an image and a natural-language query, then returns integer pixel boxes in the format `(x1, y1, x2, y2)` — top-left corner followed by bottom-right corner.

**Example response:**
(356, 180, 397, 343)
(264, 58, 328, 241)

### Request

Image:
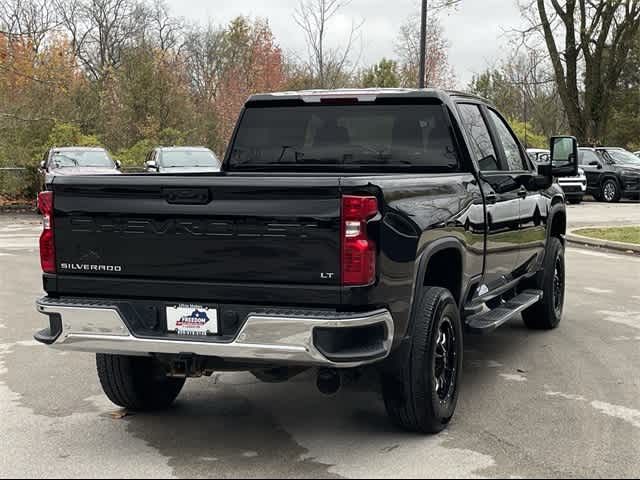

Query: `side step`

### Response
(466, 289, 542, 334)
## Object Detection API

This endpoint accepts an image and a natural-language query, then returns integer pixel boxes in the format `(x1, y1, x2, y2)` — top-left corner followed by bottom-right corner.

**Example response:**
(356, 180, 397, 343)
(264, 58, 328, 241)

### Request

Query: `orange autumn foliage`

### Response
(214, 19, 287, 146)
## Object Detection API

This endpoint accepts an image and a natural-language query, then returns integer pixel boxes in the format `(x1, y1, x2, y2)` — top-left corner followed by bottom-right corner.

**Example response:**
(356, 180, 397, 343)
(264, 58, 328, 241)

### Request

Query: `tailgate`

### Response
(52, 175, 342, 288)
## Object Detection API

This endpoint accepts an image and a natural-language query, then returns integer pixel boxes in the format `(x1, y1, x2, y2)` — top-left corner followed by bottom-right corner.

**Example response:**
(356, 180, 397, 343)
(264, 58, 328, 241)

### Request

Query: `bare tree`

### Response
(294, 0, 363, 88)
(182, 22, 227, 103)
(0, 0, 60, 53)
(144, 0, 183, 54)
(396, 1, 461, 88)
(55, 0, 143, 81)
(519, 0, 640, 143)
(470, 48, 568, 140)
(396, 13, 455, 88)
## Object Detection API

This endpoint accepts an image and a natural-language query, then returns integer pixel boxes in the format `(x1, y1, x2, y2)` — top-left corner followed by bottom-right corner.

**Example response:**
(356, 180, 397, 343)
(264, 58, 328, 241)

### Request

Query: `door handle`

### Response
(486, 192, 497, 204)
(518, 188, 528, 199)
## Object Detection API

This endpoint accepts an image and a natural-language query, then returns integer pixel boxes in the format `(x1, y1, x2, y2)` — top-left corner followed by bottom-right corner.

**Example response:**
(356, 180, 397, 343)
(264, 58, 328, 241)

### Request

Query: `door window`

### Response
(487, 110, 527, 171)
(579, 150, 600, 166)
(457, 104, 500, 172)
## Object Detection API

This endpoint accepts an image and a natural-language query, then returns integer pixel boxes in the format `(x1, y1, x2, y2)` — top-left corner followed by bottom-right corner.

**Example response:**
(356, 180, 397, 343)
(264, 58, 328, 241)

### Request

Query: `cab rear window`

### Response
(227, 104, 460, 172)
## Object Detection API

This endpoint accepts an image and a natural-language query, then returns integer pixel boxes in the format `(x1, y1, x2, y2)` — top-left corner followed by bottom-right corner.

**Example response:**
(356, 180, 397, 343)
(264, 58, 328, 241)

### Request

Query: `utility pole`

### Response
(419, 0, 427, 88)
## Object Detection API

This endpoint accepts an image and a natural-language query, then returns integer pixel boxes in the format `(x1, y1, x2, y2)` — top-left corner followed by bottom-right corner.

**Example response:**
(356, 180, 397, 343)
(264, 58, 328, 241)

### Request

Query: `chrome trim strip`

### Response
(36, 300, 394, 368)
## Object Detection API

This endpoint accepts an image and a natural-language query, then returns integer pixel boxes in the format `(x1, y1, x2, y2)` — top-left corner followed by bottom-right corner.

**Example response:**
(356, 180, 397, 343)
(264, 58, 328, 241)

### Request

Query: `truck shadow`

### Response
(120, 317, 541, 477)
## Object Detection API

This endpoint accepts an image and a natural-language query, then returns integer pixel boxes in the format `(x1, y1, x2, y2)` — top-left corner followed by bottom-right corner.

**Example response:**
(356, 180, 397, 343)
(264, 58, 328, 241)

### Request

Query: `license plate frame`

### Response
(166, 304, 219, 337)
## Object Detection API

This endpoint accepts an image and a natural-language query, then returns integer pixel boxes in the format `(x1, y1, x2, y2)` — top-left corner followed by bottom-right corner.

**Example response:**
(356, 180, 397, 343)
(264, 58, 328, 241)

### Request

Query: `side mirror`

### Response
(115, 160, 122, 170)
(550, 136, 579, 177)
(39, 161, 46, 171)
(589, 161, 603, 169)
(145, 160, 158, 172)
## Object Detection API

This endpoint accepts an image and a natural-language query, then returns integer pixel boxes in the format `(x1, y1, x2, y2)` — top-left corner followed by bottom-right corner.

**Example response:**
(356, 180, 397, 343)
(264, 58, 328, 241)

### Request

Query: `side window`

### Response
(457, 103, 500, 171)
(487, 109, 527, 171)
(579, 150, 600, 166)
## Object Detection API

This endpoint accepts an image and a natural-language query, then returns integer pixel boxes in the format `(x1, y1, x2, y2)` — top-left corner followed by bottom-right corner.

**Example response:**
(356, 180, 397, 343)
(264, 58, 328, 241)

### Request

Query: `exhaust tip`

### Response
(317, 368, 341, 396)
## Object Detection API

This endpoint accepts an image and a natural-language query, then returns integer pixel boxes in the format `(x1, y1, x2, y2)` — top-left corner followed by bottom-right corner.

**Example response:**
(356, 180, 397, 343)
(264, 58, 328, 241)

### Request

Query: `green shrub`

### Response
(46, 122, 101, 149)
(114, 139, 156, 168)
(508, 119, 548, 149)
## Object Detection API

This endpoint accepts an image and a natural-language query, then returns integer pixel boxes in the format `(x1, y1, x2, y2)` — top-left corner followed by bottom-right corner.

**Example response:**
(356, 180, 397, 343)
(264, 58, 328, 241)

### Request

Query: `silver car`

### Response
(527, 148, 587, 204)
(39, 147, 121, 188)
(145, 147, 221, 173)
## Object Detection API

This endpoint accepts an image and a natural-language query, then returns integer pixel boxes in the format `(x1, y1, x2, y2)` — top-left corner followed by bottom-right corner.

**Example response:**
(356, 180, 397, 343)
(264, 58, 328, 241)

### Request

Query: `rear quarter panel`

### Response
(341, 173, 485, 342)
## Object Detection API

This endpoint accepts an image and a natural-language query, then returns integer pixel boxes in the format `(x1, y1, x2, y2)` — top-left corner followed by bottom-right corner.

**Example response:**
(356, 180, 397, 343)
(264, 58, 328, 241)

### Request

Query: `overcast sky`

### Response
(168, 0, 525, 87)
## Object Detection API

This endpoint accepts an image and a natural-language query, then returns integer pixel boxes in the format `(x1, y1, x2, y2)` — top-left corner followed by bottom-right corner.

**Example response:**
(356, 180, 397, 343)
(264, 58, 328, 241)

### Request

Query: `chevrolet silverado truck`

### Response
(34, 89, 578, 433)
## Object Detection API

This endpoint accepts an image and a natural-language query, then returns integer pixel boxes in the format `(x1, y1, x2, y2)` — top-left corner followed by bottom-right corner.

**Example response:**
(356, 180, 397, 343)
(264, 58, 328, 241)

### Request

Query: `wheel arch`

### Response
(414, 238, 467, 308)
(600, 173, 622, 188)
(547, 203, 567, 245)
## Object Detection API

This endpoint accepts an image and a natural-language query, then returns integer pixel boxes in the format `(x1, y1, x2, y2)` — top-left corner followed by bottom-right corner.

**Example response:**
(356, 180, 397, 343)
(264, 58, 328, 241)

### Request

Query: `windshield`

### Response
(51, 150, 114, 168)
(606, 149, 640, 166)
(160, 150, 220, 168)
(228, 103, 460, 171)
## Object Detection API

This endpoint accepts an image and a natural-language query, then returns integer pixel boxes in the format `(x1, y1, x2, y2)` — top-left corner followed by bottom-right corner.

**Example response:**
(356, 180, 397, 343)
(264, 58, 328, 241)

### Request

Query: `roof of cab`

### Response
(247, 88, 491, 105)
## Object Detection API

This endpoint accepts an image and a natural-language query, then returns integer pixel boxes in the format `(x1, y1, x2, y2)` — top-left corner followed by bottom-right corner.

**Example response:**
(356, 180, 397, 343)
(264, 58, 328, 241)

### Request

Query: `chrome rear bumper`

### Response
(35, 298, 394, 368)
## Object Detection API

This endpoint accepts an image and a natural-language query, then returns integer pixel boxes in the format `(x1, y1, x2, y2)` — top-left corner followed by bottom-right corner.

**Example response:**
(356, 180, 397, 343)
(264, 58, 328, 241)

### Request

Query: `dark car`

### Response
(34, 89, 578, 434)
(144, 147, 221, 173)
(579, 147, 640, 202)
(40, 147, 121, 178)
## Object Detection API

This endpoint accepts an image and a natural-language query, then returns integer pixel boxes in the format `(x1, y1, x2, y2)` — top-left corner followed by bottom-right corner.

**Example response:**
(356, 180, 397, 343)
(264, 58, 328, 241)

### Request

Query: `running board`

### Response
(466, 289, 543, 334)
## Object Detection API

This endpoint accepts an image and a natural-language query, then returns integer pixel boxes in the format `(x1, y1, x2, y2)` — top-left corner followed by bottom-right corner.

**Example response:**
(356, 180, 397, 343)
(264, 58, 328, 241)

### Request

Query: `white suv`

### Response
(527, 149, 587, 204)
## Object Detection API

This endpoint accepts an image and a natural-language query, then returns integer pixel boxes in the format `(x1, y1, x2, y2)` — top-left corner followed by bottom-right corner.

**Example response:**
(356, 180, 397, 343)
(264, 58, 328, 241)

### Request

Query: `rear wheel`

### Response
(96, 354, 185, 411)
(601, 179, 621, 203)
(382, 287, 462, 434)
(522, 237, 565, 330)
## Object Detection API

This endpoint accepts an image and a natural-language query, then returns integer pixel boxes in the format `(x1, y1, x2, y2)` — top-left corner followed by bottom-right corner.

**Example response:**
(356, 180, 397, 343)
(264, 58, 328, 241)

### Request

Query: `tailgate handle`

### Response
(162, 188, 211, 205)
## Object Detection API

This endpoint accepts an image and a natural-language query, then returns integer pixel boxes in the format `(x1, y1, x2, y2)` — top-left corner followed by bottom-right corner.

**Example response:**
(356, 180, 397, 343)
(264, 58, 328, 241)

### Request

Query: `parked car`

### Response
(579, 147, 640, 202)
(144, 147, 221, 173)
(34, 89, 578, 434)
(527, 148, 587, 204)
(40, 147, 120, 184)
(526, 148, 550, 165)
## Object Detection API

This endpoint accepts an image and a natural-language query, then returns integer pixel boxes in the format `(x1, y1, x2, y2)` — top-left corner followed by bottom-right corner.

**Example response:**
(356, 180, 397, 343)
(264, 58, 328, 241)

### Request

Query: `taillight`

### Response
(341, 195, 378, 286)
(37, 191, 55, 273)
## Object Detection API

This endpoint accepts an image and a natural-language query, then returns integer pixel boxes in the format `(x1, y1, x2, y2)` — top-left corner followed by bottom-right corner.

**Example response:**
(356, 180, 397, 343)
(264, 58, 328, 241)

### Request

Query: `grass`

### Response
(574, 227, 640, 245)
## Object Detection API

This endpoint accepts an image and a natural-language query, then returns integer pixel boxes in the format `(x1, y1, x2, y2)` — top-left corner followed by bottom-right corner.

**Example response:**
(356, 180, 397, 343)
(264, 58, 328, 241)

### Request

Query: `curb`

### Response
(0, 206, 36, 214)
(566, 227, 640, 255)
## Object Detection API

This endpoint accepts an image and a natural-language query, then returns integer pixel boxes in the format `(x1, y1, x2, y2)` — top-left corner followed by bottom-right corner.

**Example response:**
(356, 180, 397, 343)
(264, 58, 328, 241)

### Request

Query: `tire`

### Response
(382, 287, 463, 434)
(601, 179, 621, 203)
(96, 354, 185, 411)
(522, 237, 565, 330)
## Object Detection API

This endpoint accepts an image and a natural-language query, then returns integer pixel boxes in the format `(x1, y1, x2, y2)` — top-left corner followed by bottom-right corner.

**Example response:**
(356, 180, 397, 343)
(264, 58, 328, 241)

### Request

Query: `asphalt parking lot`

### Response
(0, 204, 639, 478)
(566, 197, 640, 227)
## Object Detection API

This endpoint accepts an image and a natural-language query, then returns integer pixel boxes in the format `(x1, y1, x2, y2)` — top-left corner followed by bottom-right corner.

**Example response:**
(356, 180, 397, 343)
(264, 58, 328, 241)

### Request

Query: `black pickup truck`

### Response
(34, 89, 578, 433)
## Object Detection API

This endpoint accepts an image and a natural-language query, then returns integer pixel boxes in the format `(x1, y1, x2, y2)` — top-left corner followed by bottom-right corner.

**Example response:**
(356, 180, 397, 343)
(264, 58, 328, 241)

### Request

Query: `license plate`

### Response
(166, 304, 218, 336)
